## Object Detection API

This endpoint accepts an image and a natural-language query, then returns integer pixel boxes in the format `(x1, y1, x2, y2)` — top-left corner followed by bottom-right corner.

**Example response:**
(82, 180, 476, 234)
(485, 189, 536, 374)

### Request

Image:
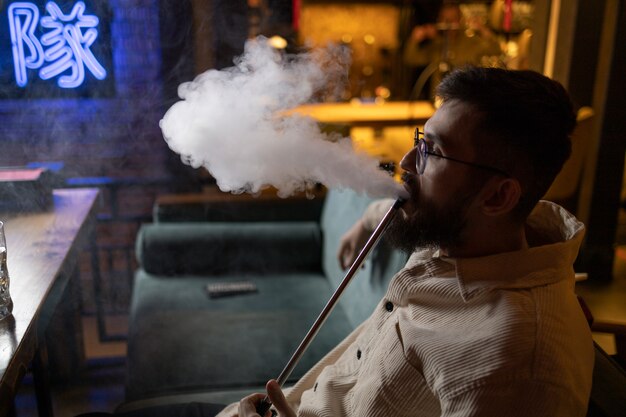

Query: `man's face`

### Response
(387, 99, 486, 253)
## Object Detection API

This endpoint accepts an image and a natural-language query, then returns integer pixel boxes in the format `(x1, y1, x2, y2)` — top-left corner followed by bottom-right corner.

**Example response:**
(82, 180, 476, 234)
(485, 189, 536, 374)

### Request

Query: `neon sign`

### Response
(7, 1, 107, 88)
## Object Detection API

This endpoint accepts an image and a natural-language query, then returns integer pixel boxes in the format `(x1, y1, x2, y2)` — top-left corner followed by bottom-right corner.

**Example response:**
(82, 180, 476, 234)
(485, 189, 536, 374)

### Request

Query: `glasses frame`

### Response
(413, 129, 511, 177)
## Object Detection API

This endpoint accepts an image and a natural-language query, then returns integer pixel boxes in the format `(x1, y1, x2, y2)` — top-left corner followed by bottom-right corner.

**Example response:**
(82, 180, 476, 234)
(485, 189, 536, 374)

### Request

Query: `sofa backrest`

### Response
(153, 188, 326, 223)
(136, 222, 323, 276)
(320, 189, 408, 328)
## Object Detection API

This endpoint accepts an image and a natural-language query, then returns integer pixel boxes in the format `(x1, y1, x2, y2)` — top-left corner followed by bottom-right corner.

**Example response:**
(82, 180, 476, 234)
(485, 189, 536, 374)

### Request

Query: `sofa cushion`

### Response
(116, 387, 264, 414)
(136, 222, 322, 276)
(126, 270, 354, 401)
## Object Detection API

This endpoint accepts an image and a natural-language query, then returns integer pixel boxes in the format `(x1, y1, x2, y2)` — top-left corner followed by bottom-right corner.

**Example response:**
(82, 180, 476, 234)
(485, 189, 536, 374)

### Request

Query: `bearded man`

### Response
(235, 66, 593, 417)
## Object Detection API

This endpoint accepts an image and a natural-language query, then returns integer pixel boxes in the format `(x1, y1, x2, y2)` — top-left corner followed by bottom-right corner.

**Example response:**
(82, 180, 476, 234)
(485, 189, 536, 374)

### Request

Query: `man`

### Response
(404, 3, 501, 67)
(404, 3, 501, 99)
(233, 66, 594, 416)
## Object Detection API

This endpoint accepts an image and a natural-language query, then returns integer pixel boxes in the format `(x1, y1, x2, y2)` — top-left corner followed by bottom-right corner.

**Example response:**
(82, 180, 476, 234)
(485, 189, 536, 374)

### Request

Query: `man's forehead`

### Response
(424, 100, 481, 146)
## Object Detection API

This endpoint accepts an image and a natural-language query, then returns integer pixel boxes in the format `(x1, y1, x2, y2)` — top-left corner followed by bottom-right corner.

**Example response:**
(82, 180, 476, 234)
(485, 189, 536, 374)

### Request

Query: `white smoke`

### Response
(160, 37, 407, 199)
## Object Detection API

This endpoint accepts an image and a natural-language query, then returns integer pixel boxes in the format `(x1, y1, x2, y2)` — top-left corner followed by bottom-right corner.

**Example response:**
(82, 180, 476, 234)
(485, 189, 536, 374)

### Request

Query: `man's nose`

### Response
(400, 147, 418, 174)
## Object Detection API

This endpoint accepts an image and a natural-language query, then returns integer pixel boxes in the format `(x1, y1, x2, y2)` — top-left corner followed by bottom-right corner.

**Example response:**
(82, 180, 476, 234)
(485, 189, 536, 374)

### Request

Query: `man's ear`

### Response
(480, 177, 522, 216)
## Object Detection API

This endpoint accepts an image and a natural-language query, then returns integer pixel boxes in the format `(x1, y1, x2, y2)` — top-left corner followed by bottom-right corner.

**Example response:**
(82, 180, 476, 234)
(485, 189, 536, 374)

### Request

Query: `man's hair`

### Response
(436, 66, 577, 220)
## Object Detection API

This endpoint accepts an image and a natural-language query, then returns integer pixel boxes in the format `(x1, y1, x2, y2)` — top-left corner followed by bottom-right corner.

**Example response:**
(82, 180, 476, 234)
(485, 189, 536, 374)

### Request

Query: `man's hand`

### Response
(238, 392, 269, 417)
(238, 380, 295, 417)
(337, 218, 370, 270)
(466, 16, 495, 39)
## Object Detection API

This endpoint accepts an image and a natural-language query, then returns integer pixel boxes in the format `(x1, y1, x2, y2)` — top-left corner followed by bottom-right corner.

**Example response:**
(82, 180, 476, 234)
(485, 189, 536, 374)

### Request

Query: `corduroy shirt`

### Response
(218, 200, 594, 417)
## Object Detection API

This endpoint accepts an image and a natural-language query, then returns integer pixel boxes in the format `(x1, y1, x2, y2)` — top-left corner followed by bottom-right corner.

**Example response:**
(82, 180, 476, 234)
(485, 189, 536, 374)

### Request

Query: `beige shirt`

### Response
(219, 201, 594, 417)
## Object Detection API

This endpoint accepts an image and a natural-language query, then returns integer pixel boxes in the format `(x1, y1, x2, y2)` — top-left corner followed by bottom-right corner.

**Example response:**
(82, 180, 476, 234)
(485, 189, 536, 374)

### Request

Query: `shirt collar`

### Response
(449, 201, 585, 302)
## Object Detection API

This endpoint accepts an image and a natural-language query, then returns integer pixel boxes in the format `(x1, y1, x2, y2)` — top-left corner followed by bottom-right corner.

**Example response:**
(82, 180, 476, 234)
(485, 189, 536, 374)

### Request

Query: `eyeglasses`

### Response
(413, 129, 511, 177)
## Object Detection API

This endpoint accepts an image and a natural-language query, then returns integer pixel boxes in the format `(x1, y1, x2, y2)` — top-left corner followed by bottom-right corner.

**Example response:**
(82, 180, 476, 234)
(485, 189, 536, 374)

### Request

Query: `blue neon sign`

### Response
(6, 1, 107, 89)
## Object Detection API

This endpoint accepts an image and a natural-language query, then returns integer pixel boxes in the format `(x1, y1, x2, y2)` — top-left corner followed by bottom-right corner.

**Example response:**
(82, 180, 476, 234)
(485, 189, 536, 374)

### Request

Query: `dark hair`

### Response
(436, 66, 576, 220)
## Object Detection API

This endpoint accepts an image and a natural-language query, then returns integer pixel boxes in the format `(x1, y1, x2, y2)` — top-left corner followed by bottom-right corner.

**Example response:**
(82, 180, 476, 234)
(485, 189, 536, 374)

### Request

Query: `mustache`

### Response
(401, 172, 419, 200)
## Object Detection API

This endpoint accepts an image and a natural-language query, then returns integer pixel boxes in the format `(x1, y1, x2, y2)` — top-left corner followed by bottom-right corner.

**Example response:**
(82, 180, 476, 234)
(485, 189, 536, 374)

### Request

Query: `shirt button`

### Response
(357, 349, 362, 360)
(385, 301, 394, 312)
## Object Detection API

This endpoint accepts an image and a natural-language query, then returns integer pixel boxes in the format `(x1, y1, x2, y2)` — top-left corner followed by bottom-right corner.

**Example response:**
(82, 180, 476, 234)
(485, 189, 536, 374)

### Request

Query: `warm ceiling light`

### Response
(268, 35, 288, 49)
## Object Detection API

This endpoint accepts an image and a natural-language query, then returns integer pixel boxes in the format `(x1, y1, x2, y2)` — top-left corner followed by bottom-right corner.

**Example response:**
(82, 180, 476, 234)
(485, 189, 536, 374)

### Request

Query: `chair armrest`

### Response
(136, 222, 322, 276)
(591, 320, 626, 365)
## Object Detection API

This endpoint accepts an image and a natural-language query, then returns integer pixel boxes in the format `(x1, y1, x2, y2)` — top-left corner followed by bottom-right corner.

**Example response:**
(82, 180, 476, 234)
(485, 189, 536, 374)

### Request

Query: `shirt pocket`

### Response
(352, 318, 440, 416)
(298, 361, 359, 417)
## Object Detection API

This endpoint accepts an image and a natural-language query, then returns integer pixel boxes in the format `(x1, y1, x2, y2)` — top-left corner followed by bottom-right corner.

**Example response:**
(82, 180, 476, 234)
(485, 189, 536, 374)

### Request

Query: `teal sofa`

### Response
(122, 189, 626, 416)
(124, 189, 407, 406)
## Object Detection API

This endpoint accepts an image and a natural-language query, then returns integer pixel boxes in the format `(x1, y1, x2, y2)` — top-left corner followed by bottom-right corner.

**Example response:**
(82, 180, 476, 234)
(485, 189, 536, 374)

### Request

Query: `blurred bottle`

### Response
(0, 222, 13, 321)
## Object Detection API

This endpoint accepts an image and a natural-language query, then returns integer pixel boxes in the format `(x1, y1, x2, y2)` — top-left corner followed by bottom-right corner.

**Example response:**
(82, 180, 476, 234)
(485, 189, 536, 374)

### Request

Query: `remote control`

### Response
(206, 281, 258, 298)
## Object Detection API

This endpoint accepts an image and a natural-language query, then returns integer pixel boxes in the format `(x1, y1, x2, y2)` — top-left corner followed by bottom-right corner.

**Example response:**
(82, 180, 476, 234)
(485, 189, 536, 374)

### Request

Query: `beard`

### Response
(385, 172, 475, 254)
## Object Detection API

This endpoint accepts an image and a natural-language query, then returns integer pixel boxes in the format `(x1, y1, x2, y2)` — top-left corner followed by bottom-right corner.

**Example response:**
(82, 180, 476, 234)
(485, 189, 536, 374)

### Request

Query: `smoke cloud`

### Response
(160, 37, 407, 199)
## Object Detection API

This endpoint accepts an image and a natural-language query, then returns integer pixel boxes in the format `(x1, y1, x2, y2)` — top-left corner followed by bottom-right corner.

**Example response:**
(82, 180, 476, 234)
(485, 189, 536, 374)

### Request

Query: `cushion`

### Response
(126, 270, 354, 401)
(136, 222, 322, 276)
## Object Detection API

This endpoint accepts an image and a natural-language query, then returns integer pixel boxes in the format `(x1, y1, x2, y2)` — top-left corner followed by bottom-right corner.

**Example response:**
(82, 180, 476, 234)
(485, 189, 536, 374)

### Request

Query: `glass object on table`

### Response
(0, 221, 12, 320)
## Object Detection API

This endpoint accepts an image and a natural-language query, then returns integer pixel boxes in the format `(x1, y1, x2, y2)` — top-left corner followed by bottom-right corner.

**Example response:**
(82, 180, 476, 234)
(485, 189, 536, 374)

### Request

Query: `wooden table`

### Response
(0, 188, 99, 416)
(289, 100, 436, 127)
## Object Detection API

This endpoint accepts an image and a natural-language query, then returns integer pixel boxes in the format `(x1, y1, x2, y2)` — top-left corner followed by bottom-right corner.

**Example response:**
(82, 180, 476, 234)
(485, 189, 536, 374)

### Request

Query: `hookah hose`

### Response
(256, 198, 406, 416)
